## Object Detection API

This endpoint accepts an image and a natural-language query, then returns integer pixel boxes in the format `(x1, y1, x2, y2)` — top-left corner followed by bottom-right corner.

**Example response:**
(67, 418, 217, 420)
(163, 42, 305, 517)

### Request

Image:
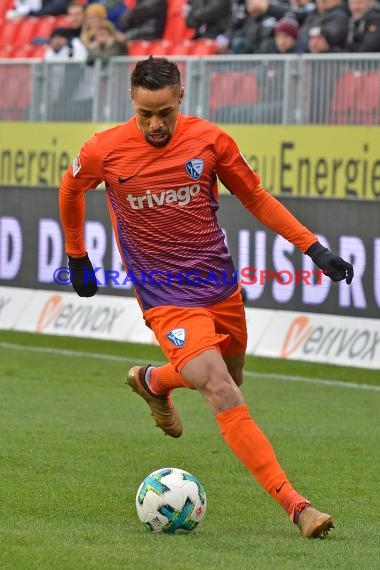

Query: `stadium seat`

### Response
(10, 45, 32, 58)
(54, 15, 71, 27)
(28, 44, 48, 58)
(127, 40, 152, 56)
(163, 0, 195, 42)
(0, 19, 21, 45)
(148, 39, 173, 55)
(209, 70, 261, 119)
(0, 64, 31, 119)
(32, 16, 57, 41)
(0, 45, 14, 59)
(358, 71, 380, 125)
(12, 17, 40, 46)
(330, 70, 380, 125)
(330, 71, 361, 124)
(189, 38, 218, 55)
(0, 0, 14, 20)
(168, 39, 192, 55)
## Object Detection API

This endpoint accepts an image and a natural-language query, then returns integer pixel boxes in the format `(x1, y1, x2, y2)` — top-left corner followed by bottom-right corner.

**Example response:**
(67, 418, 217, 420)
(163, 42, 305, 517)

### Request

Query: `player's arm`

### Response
(59, 136, 104, 296)
(214, 129, 353, 284)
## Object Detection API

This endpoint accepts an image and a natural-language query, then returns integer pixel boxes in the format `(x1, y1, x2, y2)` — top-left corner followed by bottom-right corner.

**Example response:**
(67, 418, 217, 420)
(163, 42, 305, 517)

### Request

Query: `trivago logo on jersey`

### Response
(126, 184, 201, 210)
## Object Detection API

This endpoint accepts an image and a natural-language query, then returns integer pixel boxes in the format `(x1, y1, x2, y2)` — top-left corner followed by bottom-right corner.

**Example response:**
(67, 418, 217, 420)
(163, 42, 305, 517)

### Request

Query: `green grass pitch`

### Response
(0, 331, 379, 570)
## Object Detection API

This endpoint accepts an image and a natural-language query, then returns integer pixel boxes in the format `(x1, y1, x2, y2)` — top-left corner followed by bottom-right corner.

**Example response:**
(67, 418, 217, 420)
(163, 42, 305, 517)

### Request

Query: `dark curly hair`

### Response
(131, 56, 181, 92)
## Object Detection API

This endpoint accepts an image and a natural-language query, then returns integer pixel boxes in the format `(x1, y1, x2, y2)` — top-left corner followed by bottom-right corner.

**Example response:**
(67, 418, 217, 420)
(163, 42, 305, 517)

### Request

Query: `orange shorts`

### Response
(143, 286, 247, 372)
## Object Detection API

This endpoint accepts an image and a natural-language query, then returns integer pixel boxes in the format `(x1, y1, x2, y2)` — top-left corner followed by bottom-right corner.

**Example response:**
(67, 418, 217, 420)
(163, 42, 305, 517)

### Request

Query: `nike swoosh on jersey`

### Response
(118, 174, 136, 183)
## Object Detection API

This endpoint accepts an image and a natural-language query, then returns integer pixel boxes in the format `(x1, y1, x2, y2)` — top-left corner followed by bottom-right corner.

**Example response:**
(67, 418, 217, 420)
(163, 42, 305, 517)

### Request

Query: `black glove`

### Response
(67, 253, 99, 297)
(306, 242, 354, 284)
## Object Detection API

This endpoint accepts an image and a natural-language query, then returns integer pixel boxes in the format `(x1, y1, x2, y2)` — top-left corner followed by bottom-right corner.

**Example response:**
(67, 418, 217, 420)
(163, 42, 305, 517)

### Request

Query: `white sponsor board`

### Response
(0, 287, 34, 329)
(0, 286, 153, 342)
(248, 310, 380, 369)
(0, 287, 379, 370)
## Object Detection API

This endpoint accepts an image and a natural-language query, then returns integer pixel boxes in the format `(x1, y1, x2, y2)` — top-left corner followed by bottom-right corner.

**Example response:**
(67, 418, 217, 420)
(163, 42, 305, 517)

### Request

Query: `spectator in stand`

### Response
(346, 0, 380, 51)
(119, 0, 167, 41)
(242, 0, 289, 54)
(36, 0, 71, 16)
(80, 3, 108, 50)
(66, 1, 86, 39)
(87, 0, 128, 30)
(259, 16, 301, 52)
(285, 0, 316, 26)
(45, 26, 87, 60)
(298, 0, 349, 52)
(6, 0, 71, 19)
(308, 22, 346, 50)
(184, 0, 231, 40)
(215, 0, 249, 54)
(6, 0, 42, 20)
(44, 27, 93, 121)
(87, 20, 126, 66)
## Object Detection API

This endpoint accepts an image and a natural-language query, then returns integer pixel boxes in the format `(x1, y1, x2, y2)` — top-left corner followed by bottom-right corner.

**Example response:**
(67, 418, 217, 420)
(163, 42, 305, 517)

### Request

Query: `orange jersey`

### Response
(60, 113, 317, 310)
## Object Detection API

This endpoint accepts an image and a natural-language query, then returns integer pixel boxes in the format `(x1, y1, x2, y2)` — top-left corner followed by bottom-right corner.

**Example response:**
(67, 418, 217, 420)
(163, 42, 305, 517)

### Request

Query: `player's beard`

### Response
(145, 130, 172, 148)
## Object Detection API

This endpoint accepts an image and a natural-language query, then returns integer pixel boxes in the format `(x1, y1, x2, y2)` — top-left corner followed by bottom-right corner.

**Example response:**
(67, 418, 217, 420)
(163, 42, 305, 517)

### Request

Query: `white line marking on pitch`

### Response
(1, 341, 379, 392)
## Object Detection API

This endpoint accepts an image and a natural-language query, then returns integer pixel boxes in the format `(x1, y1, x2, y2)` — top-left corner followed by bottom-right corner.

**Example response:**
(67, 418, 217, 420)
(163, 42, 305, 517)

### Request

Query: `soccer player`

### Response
(59, 56, 354, 539)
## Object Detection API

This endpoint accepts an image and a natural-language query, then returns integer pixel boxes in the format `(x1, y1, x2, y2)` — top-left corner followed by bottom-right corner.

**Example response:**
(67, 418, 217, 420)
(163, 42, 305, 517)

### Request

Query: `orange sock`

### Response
(148, 364, 193, 395)
(216, 404, 309, 518)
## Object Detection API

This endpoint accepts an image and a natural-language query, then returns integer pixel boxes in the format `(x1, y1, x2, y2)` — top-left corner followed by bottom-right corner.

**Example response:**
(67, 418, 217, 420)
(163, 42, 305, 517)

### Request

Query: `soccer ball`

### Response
(135, 467, 207, 534)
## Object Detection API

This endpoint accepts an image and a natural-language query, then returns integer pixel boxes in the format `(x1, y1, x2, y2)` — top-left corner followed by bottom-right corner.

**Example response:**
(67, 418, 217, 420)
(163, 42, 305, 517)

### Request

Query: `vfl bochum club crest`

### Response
(167, 328, 186, 347)
(185, 158, 204, 181)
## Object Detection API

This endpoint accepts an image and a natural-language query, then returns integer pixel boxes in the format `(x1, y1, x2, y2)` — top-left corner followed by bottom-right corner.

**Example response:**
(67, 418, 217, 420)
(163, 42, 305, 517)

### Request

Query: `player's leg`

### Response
(223, 353, 244, 387)
(125, 364, 184, 438)
(125, 305, 229, 438)
(128, 287, 246, 396)
(126, 291, 334, 537)
(138, 353, 244, 395)
(180, 347, 334, 538)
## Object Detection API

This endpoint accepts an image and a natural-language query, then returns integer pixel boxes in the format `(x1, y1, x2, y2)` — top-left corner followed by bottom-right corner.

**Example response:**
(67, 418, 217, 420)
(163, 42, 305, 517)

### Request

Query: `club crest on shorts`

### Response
(167, 328, 186, 347)
(185, 158, 204, 181)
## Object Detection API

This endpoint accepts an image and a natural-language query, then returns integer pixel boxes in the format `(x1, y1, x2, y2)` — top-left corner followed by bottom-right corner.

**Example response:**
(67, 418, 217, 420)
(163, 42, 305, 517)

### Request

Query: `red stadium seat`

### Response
(10, 45, 31, 58)
(330, 71, 361, 124)
(188, 38, 218, 55)
(163, 0, 195, 42)
(28, 44, 48, 58)
(358, 71, 380, 124)
(0, 45, 14, 58)
(54, 15, 71, 27)
(128, 39, 173, 56)
(148, 39, 173, 55)
(32, 16, 57, 40)
(12, 17, 40, 46)
(10, 44, 47, 58)
(0, 19, 21, 45)
(127, 40, 152, 56)
(0, 0, 14, 20)
(330, 70, 380, 125)
(208, 71, 261, 121)
(168, 39, 192, 55)
(0, 64, 31, 119)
